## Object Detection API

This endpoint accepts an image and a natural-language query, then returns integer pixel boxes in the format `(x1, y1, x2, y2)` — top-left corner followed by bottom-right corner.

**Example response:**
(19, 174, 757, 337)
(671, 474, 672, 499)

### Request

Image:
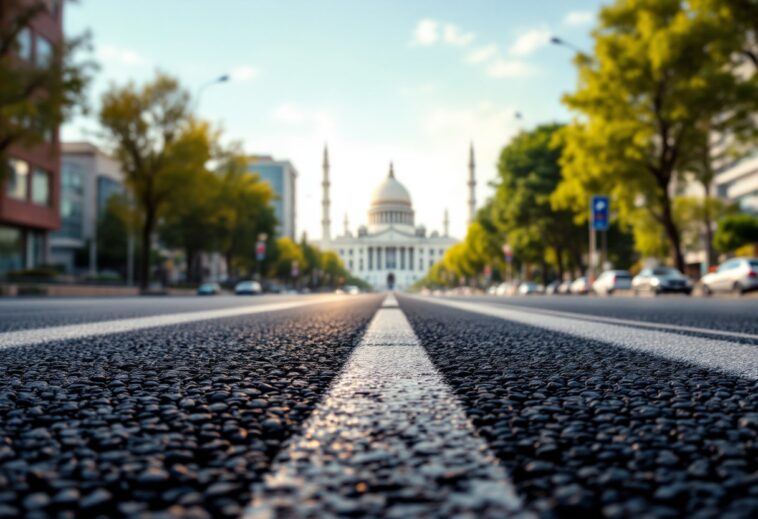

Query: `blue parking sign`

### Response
(591, 195, 609, 231)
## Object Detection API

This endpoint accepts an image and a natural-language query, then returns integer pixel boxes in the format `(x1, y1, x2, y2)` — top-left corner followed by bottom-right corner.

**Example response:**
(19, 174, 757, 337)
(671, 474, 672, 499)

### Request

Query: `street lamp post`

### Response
(194, 74, 229, 112)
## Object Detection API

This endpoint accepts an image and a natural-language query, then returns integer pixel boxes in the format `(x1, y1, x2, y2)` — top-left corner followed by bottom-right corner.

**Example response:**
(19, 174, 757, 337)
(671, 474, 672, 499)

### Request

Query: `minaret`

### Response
(321, 145, 331, 243)
(468, 142, 476, 224)
(389, 161, 395, 178)
(443, 209, 449, 237)
(343, 212, 349, 236)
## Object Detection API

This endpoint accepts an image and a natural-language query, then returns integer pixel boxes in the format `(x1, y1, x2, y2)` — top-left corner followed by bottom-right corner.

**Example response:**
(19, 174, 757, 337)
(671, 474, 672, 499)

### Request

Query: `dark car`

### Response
(197, 282, 221, 296)
(632, 267, 693, 295)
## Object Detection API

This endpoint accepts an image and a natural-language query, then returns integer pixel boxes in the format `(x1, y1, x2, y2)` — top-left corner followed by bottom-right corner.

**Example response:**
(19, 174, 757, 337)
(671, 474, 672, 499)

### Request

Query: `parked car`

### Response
(234, 280, 262, 295)
(495, 282, 517, 296)
(570, 277, 591, 294)
(557, 280, 572, 294)
(632, 267, 692, 295)
(344, 285, 360, 295)
(701, 257, 758, 295)
(545, 280, 561, 295)
(518, 282, 540, 295)
(197, 282, 221, 296)
(592, 269, 633, 295)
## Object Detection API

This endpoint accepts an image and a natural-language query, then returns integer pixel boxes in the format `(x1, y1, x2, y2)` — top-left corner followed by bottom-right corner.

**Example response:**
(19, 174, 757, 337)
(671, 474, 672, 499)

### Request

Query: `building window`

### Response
(419, 259, 423, 270)
(6, 159, 29, 200)
(359, 259, 364, 271)
(400, 247, 405, 270)
(368, 247, 373, 270)
(439, 248, 444, 255)
(339, 249, 344, 256)
(429, 259, 434, 268)
(36, 35, 54, 66)
(409, 248, 414, 270)
(17, 28, 33, 61)
(377, 248, 382, 269)
(31, 168, 51, 206)
(348, 259, 353, 270)
(349, 248, 353, 255)
(0, 225, 24, 273)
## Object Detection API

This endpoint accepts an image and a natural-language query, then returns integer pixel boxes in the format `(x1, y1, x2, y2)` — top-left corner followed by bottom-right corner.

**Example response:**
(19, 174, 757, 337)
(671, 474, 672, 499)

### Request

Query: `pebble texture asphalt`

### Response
(246, 302, 525, 518)
(398, 296, 758, 518)
(0, 296, 382, 518)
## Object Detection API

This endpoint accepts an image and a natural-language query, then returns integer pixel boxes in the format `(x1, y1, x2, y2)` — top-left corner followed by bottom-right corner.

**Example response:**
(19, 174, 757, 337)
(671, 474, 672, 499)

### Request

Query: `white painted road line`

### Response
(0, 297, 340, 349)
(490, 301, 758, 342)
(415, 296, 758, 380)
(245, 297, 525, 518)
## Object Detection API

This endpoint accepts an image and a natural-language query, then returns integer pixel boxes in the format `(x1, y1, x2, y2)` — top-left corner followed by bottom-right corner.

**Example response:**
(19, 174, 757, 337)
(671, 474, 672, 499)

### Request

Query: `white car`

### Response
(592, 270, 633, 295)
(701, 258, 758, 295)
(518, 282, 540, 295)
(234, 280, 262, 295)
(570, 277, 590, 294)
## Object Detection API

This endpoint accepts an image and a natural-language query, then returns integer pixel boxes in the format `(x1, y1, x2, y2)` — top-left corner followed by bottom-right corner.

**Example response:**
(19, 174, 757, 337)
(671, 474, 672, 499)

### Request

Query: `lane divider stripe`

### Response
(412, 296, 758, 380)
(0, 297, 340, 349)
(245, 295, 525, 517)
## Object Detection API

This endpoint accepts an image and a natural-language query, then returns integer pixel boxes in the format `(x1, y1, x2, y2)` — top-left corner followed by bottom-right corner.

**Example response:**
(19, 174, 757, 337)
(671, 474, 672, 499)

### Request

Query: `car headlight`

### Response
(651, 278, 660, 286)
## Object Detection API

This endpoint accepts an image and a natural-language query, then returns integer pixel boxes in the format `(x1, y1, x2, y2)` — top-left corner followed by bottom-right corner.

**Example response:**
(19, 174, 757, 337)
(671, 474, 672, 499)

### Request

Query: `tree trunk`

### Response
(139, 209, 155, 290)
(554, 245, 564, 281)
(702, 184, 715, 268)
(659, 193, 685, 272)
(185, 247, 196, 284)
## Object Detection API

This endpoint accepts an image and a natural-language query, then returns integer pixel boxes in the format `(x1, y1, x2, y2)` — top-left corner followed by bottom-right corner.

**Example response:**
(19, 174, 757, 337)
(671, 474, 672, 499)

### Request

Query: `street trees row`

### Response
(555, 0, 758, 272)
(97, 73, 280, 288)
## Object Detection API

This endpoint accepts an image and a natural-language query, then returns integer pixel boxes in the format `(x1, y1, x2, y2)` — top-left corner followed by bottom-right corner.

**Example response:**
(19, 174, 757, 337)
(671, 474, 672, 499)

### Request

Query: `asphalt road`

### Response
(0, 293, 756, 518)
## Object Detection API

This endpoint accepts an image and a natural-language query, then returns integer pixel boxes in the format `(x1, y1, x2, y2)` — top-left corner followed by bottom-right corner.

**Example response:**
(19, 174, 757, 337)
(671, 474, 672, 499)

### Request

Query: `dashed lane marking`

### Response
(0, 296, 346, 349)
(245, 295, 526, 518)
(413, 296, 758, 380)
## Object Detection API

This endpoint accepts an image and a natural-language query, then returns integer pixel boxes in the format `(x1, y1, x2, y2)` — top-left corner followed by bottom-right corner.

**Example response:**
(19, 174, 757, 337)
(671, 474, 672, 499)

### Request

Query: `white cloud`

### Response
(411, 19, 439, 46)
(508, 27, 552, 57)
(442, 24, 475, 47)
(487, 59, 536, 78)
(563, 11, 594, 26)
(98, 45, 146, 66)
(231, 65, 257, 82)
(271, 104, 336, 135)
(466, 44, 498, 64)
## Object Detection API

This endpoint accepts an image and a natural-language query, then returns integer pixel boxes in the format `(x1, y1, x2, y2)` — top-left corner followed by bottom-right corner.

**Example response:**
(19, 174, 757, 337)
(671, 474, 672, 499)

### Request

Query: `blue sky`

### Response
(63, 0, 605, 240)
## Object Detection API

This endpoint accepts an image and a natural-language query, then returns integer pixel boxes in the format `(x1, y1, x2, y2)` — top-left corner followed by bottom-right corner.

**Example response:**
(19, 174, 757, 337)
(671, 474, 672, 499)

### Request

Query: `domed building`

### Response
(319, 145, 476, 291)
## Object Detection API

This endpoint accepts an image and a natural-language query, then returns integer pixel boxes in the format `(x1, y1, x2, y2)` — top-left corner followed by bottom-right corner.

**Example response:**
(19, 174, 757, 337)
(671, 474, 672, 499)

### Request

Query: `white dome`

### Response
(370, 164, 412, 207)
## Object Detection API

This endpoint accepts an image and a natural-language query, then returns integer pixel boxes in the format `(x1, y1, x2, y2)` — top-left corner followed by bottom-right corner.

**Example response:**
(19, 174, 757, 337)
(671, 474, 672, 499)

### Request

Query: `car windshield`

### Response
(652, 267, 680, 276)
(750, 260, 758, 268)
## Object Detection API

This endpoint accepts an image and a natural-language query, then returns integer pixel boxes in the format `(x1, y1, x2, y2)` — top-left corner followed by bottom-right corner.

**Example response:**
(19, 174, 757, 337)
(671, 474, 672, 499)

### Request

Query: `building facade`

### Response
(247, 156, 297, 239)
(320, 147, 465, 291)
(0, 0, 63, 274)
(49, 142, 124, 274)
(714, 153, 758, 216)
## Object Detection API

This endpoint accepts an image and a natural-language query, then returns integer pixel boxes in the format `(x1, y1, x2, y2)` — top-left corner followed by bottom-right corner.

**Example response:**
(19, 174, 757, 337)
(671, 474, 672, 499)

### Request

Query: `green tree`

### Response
(270, 236, 304, 285)
(212, 151, 276, 278)
(493, 124, 585, 281)
(555, 0, 750, 271)
(158, 121, 219, 283)
(0, 0, 95, 181)
(99, 73, 201, 288)
(96, 193, 130, 275)
(713, 214, 758, 253)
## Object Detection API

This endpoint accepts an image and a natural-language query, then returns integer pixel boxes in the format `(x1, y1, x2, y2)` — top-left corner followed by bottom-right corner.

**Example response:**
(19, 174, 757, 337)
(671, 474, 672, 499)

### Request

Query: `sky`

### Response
(62, 0, 605, 241)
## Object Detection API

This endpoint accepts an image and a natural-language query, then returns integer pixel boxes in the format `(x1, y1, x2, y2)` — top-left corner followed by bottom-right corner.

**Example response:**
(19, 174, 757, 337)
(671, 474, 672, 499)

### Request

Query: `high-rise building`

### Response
(0, 0, 64, 274)
(247, 156, 298, 239)
(50, 142, 124, 274)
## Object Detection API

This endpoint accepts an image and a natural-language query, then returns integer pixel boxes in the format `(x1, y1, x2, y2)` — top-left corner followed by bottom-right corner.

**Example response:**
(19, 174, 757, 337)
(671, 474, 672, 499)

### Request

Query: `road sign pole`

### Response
(588, 215, 595, 283)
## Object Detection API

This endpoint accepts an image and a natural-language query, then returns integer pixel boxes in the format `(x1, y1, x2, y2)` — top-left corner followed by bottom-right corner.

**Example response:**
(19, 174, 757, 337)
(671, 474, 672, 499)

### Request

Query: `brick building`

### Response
(0, 0, 63, 273)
